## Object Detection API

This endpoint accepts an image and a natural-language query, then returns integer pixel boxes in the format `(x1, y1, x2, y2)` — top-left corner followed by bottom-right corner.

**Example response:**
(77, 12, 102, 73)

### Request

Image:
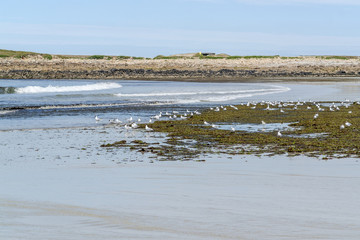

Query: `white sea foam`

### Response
(116, 85, 290, 104)
(0, 110, 17, 115)
(16, 82, 122, 94)
(115, 87, 289, 98)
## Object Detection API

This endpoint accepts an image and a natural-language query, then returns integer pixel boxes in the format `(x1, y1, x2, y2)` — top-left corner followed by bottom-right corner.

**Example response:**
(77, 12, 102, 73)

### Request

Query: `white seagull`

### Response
(145, 125, 153, 131)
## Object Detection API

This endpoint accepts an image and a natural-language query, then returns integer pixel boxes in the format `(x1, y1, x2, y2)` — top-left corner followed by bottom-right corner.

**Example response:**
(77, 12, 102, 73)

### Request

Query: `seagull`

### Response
(127, 116, 133, 122)
(131, 122, 138, 129)
(261, 120, 266, 125)
(152, 114, 161, 120)
(314, 113, 319, 119)
(277, 131, 282, 137)
(137, 118, 141, 122)
(95, 115, 101, 121)
(124, 124, 131, 130)
(340, 124, 345, 130)
(145, 125, 153, 131)
(345, 121, 352, 127)
(348, 111, 352, 114)
(211, 124, 217, 128)
(280, 109, 285, 113)
(230, 105, 238, 110)
(204, 121, 210, 125)
(231, 127, 235, 132)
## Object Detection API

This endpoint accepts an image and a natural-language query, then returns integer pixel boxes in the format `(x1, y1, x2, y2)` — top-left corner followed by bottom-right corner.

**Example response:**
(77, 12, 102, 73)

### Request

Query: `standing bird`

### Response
(277, 131, 282, 137)
(340, 124, 345, 130)
(145, 125, 153, 131)
(314, 113, 319, 119)
(95, 115, 101, 121)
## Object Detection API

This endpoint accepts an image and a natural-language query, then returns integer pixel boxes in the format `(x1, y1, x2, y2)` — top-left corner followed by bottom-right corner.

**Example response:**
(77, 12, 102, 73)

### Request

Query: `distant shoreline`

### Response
(1, 57, 360, 81)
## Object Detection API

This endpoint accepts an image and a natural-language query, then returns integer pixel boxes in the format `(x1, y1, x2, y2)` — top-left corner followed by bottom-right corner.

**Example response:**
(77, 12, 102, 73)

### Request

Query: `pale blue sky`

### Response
(1, 0, 360, 57)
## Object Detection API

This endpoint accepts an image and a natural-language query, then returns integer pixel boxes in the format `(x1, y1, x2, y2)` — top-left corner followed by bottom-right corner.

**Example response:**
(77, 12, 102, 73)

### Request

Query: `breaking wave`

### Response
(15, 82, 122, 94)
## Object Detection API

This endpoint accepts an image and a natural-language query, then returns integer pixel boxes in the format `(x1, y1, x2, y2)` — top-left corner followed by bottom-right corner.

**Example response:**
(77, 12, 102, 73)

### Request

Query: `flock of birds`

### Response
(94, 99, 355, 137)
(94, 109, 202, 132)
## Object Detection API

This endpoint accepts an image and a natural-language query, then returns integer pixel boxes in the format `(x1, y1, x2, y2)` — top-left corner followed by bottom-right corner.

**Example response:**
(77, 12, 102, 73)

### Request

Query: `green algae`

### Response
(102, 101, 360, 160)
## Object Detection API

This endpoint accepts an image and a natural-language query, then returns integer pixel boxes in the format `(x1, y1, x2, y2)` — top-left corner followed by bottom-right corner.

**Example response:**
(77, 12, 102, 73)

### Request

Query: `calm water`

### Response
(1, 79, 360, 130)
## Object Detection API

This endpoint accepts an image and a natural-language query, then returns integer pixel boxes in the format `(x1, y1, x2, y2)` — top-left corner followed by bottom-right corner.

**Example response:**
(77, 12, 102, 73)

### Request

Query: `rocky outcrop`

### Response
(1, 58, 360, 80)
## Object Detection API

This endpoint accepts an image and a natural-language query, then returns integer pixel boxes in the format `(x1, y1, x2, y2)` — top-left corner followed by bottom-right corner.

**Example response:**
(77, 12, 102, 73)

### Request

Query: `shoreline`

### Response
(1, 57, 360, 81)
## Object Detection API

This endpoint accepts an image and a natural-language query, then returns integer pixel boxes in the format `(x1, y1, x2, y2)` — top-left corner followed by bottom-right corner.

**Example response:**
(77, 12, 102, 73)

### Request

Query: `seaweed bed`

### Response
(101, 101, 360, 160)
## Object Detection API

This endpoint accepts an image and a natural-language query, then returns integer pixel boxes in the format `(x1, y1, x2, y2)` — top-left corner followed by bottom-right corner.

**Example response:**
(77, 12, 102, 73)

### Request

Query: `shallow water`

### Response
(1, 79, 360, 130)
(1, 79, 360, 239)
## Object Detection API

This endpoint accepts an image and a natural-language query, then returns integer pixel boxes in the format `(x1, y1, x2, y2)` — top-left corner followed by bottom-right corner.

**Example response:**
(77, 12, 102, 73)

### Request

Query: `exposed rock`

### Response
(1, 57, 360, 80)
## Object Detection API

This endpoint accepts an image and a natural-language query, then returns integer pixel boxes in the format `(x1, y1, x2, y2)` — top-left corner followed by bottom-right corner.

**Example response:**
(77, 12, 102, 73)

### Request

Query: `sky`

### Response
(1, 0, 360, 57)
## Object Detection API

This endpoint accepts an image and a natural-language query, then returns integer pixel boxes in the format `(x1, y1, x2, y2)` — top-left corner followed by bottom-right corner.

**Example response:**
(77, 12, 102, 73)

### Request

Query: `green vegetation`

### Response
(0, 49, 38, 58)
(227, 55, 280, 59)
(154, 55, 185, 59)
(88, 55, 105, 60)
(102, 101, 360, 160)
(117, 55, 131, 60)
(201, 56, 225, 59)
(281, 57, 302, 60)
(42, 54, 53, 60)
(1, 49, 359, 62)
(316, 56, 359, 60)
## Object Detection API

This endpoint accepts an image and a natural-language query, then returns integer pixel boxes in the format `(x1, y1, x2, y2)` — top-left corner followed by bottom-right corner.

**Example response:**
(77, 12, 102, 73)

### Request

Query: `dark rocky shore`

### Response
(1, 57, 360, 81)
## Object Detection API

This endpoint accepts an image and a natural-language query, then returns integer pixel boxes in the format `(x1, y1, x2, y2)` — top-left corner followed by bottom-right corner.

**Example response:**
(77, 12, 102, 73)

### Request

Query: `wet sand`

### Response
(1, 126, 360, 239)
